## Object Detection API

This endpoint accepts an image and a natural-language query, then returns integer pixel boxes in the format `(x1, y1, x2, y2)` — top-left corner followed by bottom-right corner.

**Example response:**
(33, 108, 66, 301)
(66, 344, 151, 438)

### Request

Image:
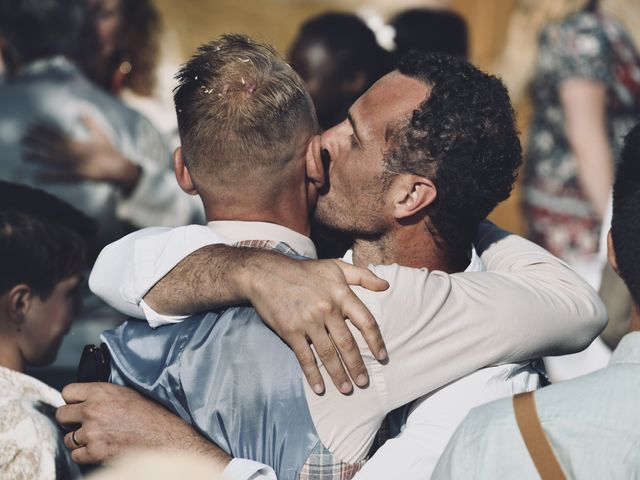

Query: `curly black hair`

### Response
(384, 52, 522, 262)
(611, 121, 640, 307)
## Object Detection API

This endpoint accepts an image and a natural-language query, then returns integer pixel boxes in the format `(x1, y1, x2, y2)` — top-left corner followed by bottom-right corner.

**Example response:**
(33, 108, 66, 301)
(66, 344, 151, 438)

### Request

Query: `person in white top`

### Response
(59, 37, 605, 478)
(0, 182, 95, 480)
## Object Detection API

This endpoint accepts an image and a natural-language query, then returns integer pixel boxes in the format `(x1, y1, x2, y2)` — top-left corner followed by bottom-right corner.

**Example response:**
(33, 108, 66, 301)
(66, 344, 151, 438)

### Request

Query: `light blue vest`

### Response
(102, 244, 326, 479)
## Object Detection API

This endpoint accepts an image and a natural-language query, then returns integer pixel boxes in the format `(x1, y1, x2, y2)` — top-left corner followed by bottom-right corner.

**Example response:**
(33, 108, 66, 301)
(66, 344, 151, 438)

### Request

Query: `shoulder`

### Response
(0, 398, 69, 478)
(542, 12, 606, 51)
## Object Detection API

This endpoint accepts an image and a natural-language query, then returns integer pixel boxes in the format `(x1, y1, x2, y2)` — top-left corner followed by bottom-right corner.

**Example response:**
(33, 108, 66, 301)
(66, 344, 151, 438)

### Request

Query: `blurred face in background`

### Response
(289, 37, 346, 131)
(88, 0, 123, 60)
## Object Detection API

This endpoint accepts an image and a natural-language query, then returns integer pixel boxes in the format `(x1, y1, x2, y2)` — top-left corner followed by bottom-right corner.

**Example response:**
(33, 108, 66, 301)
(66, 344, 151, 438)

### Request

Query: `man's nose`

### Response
(320, 121, 346, 159)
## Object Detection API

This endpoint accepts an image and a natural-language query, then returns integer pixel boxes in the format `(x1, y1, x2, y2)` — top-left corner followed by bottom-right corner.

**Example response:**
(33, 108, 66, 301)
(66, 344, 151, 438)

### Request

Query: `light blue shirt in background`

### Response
(433, 331, 640, 479)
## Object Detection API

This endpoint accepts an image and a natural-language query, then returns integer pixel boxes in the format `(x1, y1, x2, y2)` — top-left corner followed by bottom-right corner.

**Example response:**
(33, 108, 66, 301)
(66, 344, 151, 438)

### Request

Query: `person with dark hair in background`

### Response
(435, 121, 640, 480)
(390, 8, 469, 60)
(288, 12, 392, 132)
(0, 181, 95, 479)
(60, 37, 604, 480)
(76, 0, 161, 96)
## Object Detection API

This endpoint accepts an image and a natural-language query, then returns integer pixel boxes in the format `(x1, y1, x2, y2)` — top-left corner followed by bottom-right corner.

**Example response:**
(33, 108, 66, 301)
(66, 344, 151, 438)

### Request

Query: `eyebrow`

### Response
(347, 112, 363, 146)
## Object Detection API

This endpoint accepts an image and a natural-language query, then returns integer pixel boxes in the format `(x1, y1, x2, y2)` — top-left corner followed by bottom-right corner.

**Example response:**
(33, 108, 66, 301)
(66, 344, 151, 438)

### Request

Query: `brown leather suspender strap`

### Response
(513, 392, 566, 480)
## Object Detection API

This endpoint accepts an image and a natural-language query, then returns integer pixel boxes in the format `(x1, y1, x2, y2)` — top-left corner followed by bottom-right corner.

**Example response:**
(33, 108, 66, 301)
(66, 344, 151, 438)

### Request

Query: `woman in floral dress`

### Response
(497, 0, 640, 281)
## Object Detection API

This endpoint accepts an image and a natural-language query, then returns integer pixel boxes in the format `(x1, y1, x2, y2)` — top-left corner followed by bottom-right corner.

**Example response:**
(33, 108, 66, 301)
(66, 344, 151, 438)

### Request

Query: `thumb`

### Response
(333, 261, 389, 291)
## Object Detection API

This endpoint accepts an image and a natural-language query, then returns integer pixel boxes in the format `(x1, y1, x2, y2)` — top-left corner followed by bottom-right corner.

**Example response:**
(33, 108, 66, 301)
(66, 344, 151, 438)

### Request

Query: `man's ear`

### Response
(7, 284, 32, 326)
(607, 230, 619, 274)
(305, 135, 325, 189)
(392, 175, 437, 220)
(173, 147, 198, 196)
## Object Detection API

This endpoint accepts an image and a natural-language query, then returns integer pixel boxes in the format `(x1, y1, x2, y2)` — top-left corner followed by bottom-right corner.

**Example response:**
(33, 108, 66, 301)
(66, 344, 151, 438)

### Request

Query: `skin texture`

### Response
(315, 72, 429, 237)
(56, 383, 229, 467)
(0, 275, 81, 372)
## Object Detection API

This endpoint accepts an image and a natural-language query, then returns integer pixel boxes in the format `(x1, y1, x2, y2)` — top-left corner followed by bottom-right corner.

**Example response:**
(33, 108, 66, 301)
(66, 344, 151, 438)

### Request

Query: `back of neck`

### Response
(202, 187, 311, 237)
(0, 336, 24, 373)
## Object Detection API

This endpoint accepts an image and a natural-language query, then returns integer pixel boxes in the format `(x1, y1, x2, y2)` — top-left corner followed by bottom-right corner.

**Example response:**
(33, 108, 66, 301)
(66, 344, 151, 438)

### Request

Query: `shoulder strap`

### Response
(513, 392, 566, 480)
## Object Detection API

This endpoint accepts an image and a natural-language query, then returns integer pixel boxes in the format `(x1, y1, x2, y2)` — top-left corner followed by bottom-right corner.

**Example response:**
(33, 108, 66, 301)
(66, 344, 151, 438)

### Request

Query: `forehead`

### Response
(352, 71, 429, 137)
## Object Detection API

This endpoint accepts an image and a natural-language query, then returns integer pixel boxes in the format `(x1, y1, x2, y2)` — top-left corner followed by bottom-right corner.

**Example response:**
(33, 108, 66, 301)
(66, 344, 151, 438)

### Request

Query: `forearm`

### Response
(475, 222, 607, 356)
(144, 244, 285, 316)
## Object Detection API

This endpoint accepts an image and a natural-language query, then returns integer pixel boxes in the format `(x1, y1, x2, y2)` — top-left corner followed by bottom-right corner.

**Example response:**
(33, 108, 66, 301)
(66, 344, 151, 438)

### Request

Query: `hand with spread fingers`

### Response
(244, 257, 390, 396)
(22, 114, 141, 193)
(143, 245, 391, 396)
(55, 382, 229, 466)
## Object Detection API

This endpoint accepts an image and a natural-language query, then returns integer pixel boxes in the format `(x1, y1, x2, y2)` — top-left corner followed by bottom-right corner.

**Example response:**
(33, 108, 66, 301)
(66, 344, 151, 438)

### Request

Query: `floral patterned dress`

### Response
(522, 11, 640, 266)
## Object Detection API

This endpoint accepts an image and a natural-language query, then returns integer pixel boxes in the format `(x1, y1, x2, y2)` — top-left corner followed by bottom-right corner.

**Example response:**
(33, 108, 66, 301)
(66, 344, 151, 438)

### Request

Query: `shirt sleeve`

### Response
(358, 221, 606, 414)
(223, 458, 277, 480)
(89, 224, 229, 326)
(545, 13, 611, 85)
(307, 222, 606, 463)
(353, 365, 538, 480)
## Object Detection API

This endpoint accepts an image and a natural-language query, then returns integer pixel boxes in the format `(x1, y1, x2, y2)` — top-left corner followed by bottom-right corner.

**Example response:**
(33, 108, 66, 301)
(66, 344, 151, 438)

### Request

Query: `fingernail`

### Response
(356, 374, 368, 387)
(377, 348, 388, 361)
(340, 381, 352, 394)
(313, 384, 324, 395)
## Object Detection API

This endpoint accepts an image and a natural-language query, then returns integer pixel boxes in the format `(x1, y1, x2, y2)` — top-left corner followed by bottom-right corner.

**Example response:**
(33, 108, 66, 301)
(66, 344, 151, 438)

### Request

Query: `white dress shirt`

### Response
(353, 254, 540, 479)
(89, 221, 605, 478)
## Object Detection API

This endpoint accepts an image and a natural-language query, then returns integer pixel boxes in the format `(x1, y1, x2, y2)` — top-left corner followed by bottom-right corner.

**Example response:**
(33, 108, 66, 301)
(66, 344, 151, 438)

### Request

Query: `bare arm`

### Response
(144, 244, 390, 395)
(560, 78, 614, 219)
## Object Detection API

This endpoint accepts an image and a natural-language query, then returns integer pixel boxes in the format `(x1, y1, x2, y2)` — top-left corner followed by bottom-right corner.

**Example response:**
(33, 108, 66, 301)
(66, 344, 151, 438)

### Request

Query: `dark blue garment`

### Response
(102, 245, 323, 480)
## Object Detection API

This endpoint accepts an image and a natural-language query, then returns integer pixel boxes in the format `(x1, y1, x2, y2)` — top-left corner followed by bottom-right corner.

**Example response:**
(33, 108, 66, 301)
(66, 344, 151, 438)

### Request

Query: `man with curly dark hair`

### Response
(317, 52, 522, 273)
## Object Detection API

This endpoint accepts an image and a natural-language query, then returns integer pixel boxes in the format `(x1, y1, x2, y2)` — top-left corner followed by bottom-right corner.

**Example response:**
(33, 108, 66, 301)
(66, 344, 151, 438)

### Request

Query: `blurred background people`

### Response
(0, 0, 203, 388)
(0, 181, 94, 480)
(390, 8, 468, 60)
(498, 0, 640, 285)
(288, 12, 392, 132)
(75, 0, 180, 148)
(496, 0, 640, 381)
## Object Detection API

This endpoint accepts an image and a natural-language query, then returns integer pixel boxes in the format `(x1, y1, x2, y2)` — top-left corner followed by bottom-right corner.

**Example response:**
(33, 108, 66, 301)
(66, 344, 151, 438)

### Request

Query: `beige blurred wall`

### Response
(154, 0, 524, 233)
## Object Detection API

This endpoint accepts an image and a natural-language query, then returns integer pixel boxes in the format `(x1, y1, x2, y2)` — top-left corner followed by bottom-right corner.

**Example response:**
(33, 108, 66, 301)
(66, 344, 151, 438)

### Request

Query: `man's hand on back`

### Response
(242, 256, 390, 395)
(143, 245, 389, 395)
(55, 383, 230, 467)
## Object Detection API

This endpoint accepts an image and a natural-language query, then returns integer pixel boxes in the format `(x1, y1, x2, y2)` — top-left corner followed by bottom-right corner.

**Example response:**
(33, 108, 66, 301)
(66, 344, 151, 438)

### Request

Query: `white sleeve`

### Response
(89, 225, 228, 326)
(353, 366, 539, 479)
(308, 223, 607, 463)
(223, 458, 277, 480)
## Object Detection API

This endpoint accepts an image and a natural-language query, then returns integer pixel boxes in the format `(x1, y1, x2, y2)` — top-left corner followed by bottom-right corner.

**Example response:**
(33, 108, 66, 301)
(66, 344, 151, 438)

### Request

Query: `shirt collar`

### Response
(609, 331, 640, 366)
(342, 247, 484, 272)
(207, 221, 317, 259)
